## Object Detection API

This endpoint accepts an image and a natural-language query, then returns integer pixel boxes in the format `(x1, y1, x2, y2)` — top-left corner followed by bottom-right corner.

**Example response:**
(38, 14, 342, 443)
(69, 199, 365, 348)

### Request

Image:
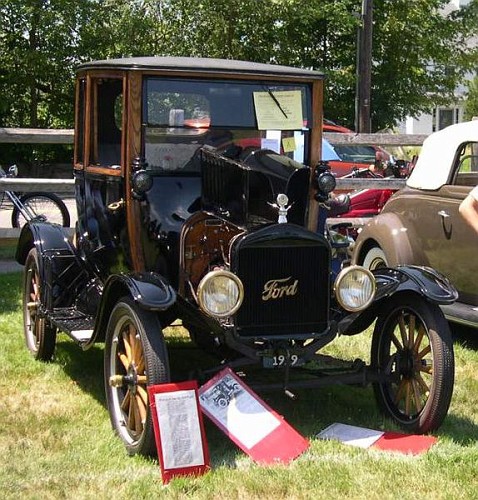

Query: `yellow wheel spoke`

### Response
(123, 330, 132, 362)
(137, 375, 147, 384)
(128, 324, 136, 362)
(408, 315, 415, 348)
(415, 372, 430, 395)
(390, 331, 402, 351)
(413, 324, 426, 352)
(418, 345, 431, 360)
(411, 378, 423, 413)
(136, 394, 147, 424)
(137, 385, 148, 406)
(119, 353, 129, 370)
(394, 379, 407, 405)
(404, 380, 411, 415)
(398, 314, 408, 348)
(127, 395, 135, 430)
(133, 397, 142, 433)
(136, 354, 145, 374)
(121, 390, 131, 412)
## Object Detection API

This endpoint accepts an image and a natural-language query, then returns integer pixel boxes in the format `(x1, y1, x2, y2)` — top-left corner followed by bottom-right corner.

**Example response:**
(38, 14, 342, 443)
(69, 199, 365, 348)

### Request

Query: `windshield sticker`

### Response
(253, 90, 303, 130)
(282, 136, 296, 153)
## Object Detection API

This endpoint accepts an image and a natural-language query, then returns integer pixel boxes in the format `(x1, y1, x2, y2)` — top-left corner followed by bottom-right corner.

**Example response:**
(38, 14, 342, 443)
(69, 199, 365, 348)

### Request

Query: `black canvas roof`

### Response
(77, 56, 324, 80)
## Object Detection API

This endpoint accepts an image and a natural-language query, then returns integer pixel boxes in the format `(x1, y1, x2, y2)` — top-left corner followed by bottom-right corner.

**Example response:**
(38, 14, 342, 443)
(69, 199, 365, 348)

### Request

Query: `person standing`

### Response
(459, 186, 478, 234)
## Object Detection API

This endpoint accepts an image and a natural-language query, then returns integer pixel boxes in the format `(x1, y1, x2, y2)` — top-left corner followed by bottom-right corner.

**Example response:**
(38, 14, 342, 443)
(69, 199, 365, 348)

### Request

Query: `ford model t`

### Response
(16, 57, 457, 456)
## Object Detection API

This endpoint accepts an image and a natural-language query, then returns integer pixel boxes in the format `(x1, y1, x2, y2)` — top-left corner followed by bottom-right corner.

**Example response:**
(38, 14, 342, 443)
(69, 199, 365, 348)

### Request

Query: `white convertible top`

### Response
(407, 120, 478, 190)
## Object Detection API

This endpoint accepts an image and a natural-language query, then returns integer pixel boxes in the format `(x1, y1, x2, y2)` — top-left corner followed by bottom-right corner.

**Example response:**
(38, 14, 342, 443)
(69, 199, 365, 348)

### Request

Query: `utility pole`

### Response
(355, 0, 373, 133)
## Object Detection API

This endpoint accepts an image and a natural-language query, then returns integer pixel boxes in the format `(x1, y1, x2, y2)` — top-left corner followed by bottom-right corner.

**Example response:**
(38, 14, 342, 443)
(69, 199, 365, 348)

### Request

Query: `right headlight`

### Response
(334, 265, 376, 312)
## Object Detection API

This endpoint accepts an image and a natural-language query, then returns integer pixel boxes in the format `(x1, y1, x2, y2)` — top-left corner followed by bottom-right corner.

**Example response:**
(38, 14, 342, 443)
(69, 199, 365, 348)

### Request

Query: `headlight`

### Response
(317, 171, 336, 194)
(334, 265, 376, 312)
(197, 270, 244, 318)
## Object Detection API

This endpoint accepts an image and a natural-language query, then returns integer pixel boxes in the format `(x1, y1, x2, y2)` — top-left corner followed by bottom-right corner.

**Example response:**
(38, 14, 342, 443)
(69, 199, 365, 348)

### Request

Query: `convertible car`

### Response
(353, 120, 478, 328)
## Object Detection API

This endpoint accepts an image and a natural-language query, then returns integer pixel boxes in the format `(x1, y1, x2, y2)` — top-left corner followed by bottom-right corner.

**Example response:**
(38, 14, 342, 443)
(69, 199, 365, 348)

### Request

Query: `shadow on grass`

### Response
(55, 337, 106, 406)
(48, 329, 478, 463)
(452, 323, 478, 350)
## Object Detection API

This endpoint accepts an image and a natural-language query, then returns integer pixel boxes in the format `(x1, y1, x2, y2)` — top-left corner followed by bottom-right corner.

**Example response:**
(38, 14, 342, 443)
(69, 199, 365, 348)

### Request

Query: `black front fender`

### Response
(85, 272, 177, 347)
(339, 265, 458, 335)
(15, 221, 74, 265)
(103, 272, 177, 312)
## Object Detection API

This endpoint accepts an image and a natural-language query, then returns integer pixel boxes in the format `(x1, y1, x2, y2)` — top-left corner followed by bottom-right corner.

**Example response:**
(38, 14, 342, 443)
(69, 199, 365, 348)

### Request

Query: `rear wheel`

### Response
(104, 297, 170, 456)
(371, 294, 454, 433)
(23, 248, 56, 361)
(362, 246, 388, 270)
(12, 192, 70, 228)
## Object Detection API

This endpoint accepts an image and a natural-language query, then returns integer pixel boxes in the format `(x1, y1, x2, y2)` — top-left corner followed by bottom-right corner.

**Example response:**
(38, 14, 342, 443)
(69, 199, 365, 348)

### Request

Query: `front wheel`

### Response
(371, 294, 454, 433)
(12, 192, 70, 228)
(23, 248, 56, 361)
(104, 297, 170, 456)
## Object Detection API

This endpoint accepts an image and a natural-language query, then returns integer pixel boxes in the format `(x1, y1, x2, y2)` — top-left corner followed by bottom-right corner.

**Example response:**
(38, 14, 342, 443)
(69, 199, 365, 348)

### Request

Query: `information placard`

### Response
(148, 381, 210, 483)
(199, 368, 309, 464)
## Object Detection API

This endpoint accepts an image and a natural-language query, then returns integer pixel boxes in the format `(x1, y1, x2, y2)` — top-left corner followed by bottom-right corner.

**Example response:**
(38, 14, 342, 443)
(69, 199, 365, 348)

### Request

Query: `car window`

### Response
(142, 78, 312, 173)
(451, 142, 478, 186)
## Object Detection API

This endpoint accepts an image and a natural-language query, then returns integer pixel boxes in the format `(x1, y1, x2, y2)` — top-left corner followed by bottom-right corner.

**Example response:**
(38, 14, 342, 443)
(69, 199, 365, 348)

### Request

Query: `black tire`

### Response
(23, 248, 56, 361)
(371, 293, 454, 433)
(12, 192, 70, 228)
(362, 246, 388, 270)
(104, 297, 170, 456)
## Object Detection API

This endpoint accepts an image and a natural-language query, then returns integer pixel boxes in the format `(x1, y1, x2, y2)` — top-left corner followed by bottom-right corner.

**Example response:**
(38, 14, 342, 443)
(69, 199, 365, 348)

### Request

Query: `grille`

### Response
(233, 226, 330, 337)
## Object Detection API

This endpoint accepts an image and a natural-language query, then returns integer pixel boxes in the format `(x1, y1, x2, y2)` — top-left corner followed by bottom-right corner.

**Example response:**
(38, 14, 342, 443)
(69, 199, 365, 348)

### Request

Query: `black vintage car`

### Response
(16, 57, 457, 456)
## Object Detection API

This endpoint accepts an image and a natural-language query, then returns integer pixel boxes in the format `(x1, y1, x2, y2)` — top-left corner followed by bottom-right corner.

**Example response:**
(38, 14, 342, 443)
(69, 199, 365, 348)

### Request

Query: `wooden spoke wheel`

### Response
(372, 293, 454, 433)
(104, 297, 169, 456)
(23, 248, 56, 361)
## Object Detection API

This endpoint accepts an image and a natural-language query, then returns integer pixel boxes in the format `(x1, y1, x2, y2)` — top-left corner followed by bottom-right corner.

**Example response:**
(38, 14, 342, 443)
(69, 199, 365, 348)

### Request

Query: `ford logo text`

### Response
(262, 277, 298, 301)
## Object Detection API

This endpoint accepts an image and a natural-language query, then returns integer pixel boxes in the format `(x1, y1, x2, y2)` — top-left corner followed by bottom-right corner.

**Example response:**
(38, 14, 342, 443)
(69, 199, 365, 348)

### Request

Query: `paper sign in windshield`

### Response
(253, 90, 303, 130)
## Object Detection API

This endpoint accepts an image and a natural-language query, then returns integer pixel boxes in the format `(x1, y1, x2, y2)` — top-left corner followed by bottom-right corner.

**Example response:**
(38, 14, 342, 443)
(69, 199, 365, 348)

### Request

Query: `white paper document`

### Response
(317, 423, 384, 449)
(155, 389, 205, 469)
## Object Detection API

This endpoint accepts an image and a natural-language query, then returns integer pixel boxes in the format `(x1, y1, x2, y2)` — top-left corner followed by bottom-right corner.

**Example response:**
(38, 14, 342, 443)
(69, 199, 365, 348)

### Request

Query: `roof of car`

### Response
(77, 56, 325, 80)
(407, 120, 478, 190)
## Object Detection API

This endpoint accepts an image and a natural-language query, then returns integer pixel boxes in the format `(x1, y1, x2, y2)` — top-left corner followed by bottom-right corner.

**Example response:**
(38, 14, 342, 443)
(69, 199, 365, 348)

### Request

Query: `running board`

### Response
(441, 302, 478, 329)
(49, 307, 95, 345)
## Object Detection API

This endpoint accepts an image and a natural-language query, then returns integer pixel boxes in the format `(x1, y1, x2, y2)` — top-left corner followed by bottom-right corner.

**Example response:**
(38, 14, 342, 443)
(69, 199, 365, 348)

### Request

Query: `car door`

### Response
(414, 146, 478, 305)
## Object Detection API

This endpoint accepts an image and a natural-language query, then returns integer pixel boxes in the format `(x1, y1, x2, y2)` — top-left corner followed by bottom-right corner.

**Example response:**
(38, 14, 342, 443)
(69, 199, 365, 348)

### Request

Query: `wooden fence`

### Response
(0, 127, 423, 238)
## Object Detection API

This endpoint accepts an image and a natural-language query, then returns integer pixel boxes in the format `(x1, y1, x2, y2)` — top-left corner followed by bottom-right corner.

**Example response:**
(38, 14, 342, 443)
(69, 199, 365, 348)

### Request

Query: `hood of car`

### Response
(407, 120, 478, 191)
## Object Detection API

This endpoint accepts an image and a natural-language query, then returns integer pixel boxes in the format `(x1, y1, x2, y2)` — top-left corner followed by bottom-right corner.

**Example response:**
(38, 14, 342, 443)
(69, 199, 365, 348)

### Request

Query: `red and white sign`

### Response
(148, 380, 210, 484)
(199, 367, 309, 464)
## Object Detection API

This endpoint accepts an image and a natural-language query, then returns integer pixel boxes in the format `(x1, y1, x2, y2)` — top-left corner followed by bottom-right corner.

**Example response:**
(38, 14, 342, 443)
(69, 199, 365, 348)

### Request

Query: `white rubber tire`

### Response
(362, 246, 388, 270)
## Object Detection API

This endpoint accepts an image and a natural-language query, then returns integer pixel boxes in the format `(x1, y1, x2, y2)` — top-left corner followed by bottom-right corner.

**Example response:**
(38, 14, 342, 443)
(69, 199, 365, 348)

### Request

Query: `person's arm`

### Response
(459, 190, 478, 234)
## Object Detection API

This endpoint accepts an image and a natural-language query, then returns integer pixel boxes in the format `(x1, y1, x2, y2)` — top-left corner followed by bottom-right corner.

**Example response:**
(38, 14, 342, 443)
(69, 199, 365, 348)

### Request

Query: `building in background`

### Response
(399, 0, 477, 134)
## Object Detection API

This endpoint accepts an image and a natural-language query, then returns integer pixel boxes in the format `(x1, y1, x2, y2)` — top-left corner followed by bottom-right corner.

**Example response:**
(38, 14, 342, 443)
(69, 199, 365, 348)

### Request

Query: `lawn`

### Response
(0, 270, 477, 499)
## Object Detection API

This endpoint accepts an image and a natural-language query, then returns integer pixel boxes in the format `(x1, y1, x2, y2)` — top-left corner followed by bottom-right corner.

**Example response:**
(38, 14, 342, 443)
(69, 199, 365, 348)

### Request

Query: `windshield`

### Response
(142, 78, 312, 173)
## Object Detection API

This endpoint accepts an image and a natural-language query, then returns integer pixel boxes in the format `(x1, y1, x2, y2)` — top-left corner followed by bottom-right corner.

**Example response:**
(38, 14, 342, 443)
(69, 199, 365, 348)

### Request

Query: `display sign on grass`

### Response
(148, 380, 210, 484)
(199, 367, 309, 464)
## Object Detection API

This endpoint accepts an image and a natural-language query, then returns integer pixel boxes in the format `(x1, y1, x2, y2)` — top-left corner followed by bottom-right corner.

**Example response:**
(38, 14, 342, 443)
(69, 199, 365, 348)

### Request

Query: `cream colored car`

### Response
(353, 120, 478, 327)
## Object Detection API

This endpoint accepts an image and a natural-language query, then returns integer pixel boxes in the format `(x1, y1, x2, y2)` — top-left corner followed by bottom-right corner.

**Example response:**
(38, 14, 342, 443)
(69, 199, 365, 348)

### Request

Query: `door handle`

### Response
(438, 210, 450, 218)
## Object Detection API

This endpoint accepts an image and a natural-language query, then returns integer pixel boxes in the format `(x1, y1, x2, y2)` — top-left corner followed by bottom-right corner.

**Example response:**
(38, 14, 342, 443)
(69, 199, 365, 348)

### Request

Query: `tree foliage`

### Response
(0, 0, 477, 133)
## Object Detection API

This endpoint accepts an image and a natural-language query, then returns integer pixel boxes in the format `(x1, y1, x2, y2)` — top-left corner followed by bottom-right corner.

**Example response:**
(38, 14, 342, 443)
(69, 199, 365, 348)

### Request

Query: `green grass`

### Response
(0, 271, 477, 499)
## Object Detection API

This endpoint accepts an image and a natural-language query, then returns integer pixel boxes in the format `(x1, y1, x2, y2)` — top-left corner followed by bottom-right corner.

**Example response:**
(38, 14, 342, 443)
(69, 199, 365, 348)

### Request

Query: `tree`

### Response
(0, 0, 477, 134)
(0, 0, 105, 128)
(464, 75, 478, 121)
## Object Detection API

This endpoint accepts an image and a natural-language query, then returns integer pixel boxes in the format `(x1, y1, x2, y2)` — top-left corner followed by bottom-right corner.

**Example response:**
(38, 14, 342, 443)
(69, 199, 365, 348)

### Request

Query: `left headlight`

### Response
(334, 265, 376, 312)
(197, 270, 244, 318)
